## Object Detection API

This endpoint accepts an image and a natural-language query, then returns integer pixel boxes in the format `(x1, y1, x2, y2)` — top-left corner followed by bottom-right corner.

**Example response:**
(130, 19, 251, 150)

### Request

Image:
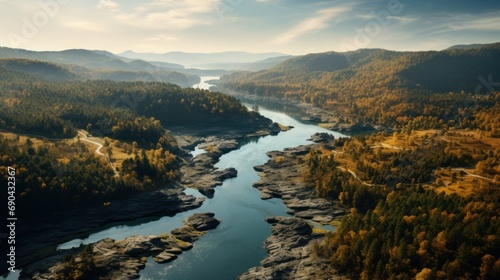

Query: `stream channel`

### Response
(6, 76, 346, 280)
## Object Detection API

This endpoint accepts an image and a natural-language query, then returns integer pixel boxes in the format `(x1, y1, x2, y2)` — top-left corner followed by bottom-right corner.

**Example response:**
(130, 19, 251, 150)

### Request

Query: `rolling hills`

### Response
(219, 42, 500, 133)
(0, 47, 199, 87)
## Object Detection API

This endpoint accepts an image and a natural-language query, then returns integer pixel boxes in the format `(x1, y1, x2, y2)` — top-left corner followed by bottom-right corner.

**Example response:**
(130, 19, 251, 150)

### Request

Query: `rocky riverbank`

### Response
(213, 87, 390, 134)
(16, 187, 204, 268)
(179, 137, 240, 198)
(253, 146, 347, 224)
(15, 134, 244, 271)
(239, 216, 344, 280)
(23, 213, 221, 280)
(243, 141, 349, 279)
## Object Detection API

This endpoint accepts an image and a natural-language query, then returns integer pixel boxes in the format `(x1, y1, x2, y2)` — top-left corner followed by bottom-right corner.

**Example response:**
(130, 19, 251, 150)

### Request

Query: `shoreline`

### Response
(23, 213, 222, 280)
(214, 86, 392, 134)
(13, 127, 266, 278)
(240, 142, 349, 279)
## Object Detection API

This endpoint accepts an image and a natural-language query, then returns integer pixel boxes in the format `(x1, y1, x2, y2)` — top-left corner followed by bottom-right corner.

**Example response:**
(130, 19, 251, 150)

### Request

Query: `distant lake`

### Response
(192, 76, 220, 90)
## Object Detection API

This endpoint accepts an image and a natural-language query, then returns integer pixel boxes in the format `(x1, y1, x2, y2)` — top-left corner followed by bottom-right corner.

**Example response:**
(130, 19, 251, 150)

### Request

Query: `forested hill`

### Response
(0, 58, 78, 81)
(0, 66, 273, 215)
(220, 43, 500, 132)
(0, 47, 199, 87)
(0, 68, 270, 139)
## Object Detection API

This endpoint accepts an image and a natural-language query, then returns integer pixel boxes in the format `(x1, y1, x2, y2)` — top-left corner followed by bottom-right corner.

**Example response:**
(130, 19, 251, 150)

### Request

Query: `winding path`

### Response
(452, 168, 493, 181)
(77, 130, 119, 177)
(371, 143, 402, 150)
(78, 131, 105, 155)
(337, 166, 375, 186)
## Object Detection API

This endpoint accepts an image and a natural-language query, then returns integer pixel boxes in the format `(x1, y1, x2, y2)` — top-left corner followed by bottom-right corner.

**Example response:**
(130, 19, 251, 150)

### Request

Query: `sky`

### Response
(1, 0, 500, 55)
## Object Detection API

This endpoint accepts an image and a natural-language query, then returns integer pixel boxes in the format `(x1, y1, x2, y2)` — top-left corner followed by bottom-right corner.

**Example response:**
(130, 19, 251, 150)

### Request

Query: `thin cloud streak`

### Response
(425, 11, 500, 35)
(97, 0, 120, 10)
(101, 0, 222, 30)
(449, 12, 500, 31)
(273, 6, 350, 44)
(61, 21, 107, 33)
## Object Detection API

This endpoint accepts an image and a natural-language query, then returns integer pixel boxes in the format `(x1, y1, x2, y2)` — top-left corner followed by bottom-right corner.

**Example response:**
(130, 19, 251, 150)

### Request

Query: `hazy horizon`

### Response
(1, 0, 500, 56)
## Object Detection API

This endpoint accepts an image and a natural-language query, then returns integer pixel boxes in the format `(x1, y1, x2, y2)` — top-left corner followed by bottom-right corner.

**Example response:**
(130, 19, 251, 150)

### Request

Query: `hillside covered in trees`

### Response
(303, 131, 500, 279)
(0, 66, 269, 139)
(220, 43, 500, 279)
(220, 43, 500, 135)
(0, 65, 271, 216)
(0, 47, 199, 87)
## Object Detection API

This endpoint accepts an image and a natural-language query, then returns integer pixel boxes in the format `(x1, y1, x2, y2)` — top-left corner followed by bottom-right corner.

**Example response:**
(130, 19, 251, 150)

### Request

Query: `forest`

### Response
(220, 43, 500, 136)
(0, 47, 199, 87)
(0, 134, 178, 216)
(0, 64, 266, 216)
(303, 131, 500, 279)
(0, 67, 264, 140)
(222, 43, 500, 279)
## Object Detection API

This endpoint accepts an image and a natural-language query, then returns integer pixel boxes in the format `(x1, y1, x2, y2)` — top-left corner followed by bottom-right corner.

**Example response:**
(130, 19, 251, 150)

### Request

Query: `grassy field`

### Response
(0, 131, 136, 175)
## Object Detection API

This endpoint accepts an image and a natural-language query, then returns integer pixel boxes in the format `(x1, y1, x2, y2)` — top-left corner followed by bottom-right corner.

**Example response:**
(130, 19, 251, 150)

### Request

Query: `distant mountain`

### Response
(0, 47, 200, 87)
(220, 42, 500, 128)
(223, 42, 500, 94)
(118, 50, 289, 69)
(196, 55, 293, 71)
(0, 58, 78, 81)
(445, 43, 491, 50)
(0, 47, 180, 72)
(241, 55, 293, 71)
(93, 50, 184, 69)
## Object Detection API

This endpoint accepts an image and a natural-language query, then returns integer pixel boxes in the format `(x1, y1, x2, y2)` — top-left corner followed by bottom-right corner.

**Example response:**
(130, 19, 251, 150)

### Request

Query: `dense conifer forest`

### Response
(221, 43, 500, 135)
(221, 43, 500, 279)
(302, 132, 500, 279)
(0, 63, 263, 216)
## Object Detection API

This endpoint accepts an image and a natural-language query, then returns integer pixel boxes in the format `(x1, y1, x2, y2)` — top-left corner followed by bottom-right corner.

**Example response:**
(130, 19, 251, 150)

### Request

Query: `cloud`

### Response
(448, 12, 500, 31)
(356, 14, 418, 24)
(388, 16, 419, 24)
(145, 34, 179, 42)
(426, 11, 500, 35)
(273, 6, 349, 44)
(97, 0, 120, 10)
(106, 0, 222, 30)
(62, 21, 107, 32)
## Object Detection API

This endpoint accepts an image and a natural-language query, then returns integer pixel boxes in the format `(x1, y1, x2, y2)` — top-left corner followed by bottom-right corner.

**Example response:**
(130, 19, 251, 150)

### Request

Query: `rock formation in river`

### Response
(24, 213, 221, 280)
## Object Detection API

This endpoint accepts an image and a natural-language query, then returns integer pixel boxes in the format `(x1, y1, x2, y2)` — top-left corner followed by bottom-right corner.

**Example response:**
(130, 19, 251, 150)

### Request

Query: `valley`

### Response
(1, 15, 499, 279)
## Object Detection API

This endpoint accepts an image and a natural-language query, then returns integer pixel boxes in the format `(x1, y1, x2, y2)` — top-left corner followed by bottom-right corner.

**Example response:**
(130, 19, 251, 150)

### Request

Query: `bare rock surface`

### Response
(25, 213, 221, 280)
(180, 137, 239, 197)
(238, 217, 344, 280)
(240, 143, 349, 280)
(17, 186, 204, 268)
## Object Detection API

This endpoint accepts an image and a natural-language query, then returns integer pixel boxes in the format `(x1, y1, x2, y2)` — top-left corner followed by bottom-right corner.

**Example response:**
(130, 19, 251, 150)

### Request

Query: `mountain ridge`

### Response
(118, 50, 289, 68)
(0, 49, 200, 87)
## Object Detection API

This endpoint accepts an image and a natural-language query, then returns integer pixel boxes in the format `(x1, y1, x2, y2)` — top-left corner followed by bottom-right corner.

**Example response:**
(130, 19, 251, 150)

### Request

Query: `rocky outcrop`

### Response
(242, 143, 349, 279)
(253, 147, 346, 225)
(17, 187, 204, 268)
(187, 212, 221, 231)
(25, 213, 221, 280)
(238, 217, 343, 280)
(180, 138, 239, 198)
(308, 132, 335, 143)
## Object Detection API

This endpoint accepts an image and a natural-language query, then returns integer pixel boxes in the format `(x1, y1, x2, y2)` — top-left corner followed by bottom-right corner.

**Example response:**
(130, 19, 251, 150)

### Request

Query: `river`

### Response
(138, 78, 346, 279)
(5, 77, 345, 280)
(192, 76, 220, 90)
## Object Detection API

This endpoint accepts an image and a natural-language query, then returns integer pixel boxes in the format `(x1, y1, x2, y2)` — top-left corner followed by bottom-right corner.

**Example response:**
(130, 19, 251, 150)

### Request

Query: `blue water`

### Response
(6, 78, 345, 280)
(138, 106, 345, 280)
